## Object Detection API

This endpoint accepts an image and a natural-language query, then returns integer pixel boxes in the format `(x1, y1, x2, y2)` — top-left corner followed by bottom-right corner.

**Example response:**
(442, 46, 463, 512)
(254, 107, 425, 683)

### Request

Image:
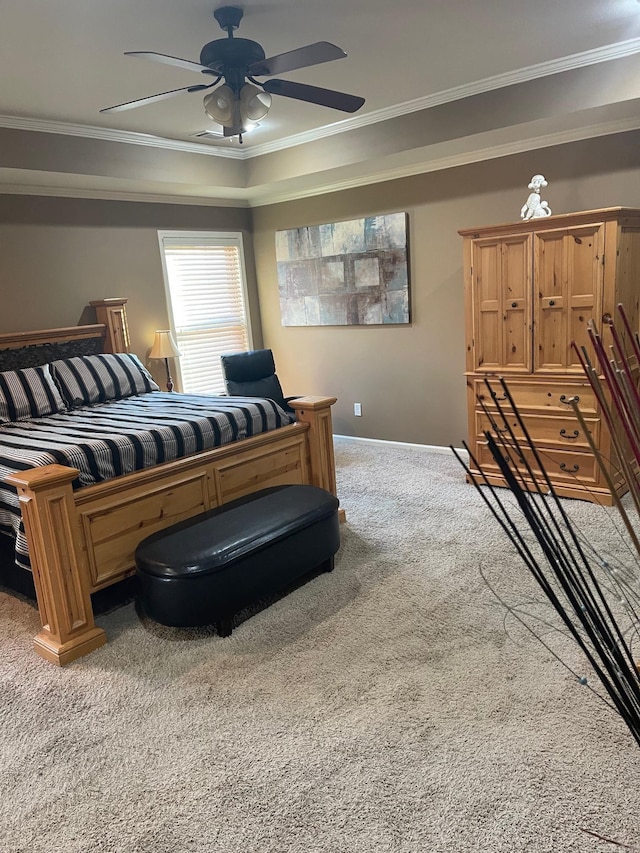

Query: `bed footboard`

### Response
(6, 465, 107, 666)
(6, 396, 338, 665)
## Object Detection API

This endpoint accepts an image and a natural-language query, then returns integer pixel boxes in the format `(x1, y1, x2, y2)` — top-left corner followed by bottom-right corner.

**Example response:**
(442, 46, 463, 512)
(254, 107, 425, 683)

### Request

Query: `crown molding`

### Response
(244, 37, 640, 157)
(0, 115, 244, 159)
(2, 114, 638, 209)
(0, 184, 249, 207)
(247, 115, 640, 207)
(0, 37, 639, 160)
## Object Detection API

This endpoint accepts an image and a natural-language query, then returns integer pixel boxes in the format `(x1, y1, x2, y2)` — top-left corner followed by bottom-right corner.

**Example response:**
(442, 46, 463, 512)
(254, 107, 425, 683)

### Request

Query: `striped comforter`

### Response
(0, 391, 295, 570)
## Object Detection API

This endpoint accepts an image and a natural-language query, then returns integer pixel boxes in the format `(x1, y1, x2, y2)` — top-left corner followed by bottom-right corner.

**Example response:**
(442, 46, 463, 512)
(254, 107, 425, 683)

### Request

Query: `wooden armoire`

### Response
(459, 207, 640, 505)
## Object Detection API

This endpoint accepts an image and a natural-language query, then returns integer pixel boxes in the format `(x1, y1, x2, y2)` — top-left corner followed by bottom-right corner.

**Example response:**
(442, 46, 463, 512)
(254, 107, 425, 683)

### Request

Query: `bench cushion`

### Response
(135, 484, 339, 579)
(134, 484, 340, 631)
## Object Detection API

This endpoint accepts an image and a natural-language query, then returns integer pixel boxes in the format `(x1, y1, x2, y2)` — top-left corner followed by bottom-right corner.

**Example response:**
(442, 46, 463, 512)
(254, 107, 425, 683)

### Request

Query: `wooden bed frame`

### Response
(1, 299, 339, 666)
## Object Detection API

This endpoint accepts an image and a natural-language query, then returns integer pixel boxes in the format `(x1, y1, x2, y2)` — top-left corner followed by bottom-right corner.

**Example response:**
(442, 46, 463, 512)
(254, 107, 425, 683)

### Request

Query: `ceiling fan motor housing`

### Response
(200, 38, 266, 92)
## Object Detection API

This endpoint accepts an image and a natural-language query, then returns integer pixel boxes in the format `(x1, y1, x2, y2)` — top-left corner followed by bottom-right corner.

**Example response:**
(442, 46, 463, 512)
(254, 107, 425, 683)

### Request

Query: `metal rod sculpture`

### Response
(453, 304, 640, 747)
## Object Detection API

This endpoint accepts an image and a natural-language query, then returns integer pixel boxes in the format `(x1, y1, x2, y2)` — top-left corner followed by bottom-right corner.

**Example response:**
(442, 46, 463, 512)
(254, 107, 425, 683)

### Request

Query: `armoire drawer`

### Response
(475, 411, 600, 451)
(475, 442, 600, 485)
(472, 378, 598, 415)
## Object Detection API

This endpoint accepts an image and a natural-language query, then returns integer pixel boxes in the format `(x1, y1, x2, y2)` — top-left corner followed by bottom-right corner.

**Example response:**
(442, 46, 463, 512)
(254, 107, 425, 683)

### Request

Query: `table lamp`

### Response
(149, 330, 181, 392)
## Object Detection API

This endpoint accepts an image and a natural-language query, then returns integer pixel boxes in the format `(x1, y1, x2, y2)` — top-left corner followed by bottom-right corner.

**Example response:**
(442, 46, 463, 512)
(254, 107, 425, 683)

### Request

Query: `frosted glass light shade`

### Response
(203, 85, 235, 125)
(240, 83, 271, 122)
(149, 330, 181, 359)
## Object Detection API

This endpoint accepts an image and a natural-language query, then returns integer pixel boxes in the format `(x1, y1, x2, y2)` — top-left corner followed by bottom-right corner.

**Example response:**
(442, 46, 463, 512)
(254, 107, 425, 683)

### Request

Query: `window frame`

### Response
(157, 230, 254, 394)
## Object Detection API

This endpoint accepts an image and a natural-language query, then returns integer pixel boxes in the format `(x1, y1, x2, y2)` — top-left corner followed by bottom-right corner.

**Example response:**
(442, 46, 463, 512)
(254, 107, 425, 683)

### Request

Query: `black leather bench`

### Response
(135, 484, 340, 636)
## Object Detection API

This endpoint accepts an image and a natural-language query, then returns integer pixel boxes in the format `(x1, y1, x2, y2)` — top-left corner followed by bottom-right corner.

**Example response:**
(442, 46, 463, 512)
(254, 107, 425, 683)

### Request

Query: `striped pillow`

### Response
(51, 353, 160, 407)
(0, 364, 67, 423)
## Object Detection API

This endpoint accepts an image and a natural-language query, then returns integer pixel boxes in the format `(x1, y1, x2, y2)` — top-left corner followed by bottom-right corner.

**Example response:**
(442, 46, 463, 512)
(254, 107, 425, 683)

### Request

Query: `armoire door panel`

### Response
(502, 237, 529, 302)
(569, 306, 596, 368)
(476, 309, 501, 368)
(471, 233, 531, 372)
(472, 239, 503, 371)
(612, 225, 640, 357)
(474, 239, 501, 303)
(535, 233, 566, 298)
(534, 224, 603, 372)
(503, 305, 529, 370)
(501, 236, 531, 370)
(536, 304, 566, 370)
(566, 225, 603, 369)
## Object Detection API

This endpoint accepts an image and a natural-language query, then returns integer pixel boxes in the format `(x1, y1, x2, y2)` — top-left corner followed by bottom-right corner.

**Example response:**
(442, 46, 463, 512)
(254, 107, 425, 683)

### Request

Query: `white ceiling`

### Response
(2, 0, 640, 203)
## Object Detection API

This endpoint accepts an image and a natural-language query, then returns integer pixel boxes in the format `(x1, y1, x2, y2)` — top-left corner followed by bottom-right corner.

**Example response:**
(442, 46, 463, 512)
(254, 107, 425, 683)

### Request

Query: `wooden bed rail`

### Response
(6, 395, 339, 666)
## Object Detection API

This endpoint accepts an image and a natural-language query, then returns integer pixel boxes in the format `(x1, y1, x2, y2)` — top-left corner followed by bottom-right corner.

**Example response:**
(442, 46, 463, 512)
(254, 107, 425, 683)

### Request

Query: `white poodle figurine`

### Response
(520, 174, 552, 220)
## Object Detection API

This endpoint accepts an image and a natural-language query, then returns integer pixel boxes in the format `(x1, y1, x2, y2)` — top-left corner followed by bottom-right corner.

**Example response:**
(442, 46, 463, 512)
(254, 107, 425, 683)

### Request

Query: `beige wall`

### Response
(1, 131, 639, 447)
(252, 130, 640, 447)
(0, 196, 260, 385)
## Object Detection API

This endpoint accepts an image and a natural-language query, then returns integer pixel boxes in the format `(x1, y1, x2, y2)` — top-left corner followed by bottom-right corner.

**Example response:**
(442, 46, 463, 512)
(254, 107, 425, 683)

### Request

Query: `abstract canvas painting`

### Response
(275, 212, 410, 326)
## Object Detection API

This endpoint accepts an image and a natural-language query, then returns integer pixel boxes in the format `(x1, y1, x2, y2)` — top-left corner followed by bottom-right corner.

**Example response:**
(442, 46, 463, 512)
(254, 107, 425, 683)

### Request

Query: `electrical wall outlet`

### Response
(354, 402, 362, 416)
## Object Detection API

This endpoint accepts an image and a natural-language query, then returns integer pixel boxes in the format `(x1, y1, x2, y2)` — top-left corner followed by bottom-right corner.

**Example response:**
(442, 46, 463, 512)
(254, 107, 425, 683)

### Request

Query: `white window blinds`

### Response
(158, 232, 252, 395)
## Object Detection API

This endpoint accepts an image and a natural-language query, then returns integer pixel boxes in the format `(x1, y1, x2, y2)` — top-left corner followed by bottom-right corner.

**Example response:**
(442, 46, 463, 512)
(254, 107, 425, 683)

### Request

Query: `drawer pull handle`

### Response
(559, 428, 580, 440)
(549, 299, 555, 306)
(559, 394, 580, 406)
(511, 302, 517, 308)
(490, 390, 508, 401)
(559, 462, 580, 473)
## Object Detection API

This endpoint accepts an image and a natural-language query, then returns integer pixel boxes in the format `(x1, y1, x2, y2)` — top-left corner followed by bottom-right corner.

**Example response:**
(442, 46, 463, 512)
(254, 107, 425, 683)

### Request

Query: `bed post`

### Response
(290, 396, 344, 520)
(90, 298, 130, 353)
(5, 465, 106, 666)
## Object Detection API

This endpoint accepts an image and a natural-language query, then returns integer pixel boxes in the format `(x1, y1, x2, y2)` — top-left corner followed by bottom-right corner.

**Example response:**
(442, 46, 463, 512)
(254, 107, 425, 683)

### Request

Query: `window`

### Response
(158, 231, 253, 395)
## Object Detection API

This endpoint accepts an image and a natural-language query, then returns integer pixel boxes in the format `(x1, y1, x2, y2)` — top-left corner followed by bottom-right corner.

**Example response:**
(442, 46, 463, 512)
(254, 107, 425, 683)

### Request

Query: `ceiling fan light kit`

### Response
(203, 82, 268, 136)
(100, 5, 365, 142)
(203, 85, 235, 124)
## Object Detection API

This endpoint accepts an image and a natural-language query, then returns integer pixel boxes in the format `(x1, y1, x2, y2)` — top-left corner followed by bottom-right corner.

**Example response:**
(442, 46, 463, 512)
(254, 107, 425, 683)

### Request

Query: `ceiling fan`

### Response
(100, 6, 366, 142)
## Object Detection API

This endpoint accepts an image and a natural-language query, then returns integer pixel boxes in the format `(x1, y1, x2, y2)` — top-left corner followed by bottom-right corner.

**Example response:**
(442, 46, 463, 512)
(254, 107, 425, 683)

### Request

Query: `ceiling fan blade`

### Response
(125, 51, 218, 76)
(100, 83, 213, 113)
(262, 79, 365, 113)
(248, 42, 346, 77)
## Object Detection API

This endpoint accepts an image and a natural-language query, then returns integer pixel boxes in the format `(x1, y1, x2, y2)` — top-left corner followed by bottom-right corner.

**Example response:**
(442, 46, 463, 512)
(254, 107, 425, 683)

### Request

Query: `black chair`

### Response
(220, 349, 298, 414)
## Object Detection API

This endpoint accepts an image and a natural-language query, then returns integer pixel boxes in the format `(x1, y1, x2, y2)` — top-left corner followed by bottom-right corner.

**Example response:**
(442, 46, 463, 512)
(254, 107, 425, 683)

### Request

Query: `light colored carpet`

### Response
(1, 438, 638, 853)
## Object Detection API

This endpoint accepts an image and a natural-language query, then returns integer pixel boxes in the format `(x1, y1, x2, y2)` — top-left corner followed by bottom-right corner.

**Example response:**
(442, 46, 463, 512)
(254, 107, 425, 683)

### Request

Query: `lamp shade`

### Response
(149, 330, 181, 360)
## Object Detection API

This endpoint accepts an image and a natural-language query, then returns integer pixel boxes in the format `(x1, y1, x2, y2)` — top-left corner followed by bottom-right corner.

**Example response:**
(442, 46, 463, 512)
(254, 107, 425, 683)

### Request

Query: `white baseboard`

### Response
(333, 434, 469, 459)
